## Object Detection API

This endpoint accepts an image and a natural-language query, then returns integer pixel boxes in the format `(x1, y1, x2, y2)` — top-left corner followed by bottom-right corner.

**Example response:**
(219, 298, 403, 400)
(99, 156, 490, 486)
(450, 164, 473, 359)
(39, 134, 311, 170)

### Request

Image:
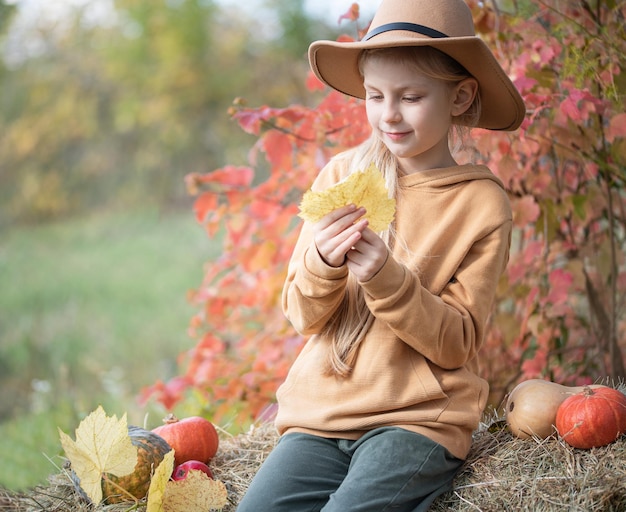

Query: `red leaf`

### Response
(559, 96, 582, 122)
(607, 113, 626, 142)
(336, 34, 357, 43)
(194, 193, 217, 223)
(546, 269, 573, 306)
(233, 107, 271, 134)
(306, 70, 326, 92)
(197, 166, 254, 189)
(512, 195, 540, 227)
(262, 130, 293, 170)
(139, 377, 191, 411)
(338, 3, 359, 24)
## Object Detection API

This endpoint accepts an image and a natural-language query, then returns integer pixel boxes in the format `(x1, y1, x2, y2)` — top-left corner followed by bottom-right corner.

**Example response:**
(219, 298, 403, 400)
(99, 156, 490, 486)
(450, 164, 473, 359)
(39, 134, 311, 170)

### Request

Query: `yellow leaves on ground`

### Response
(146, 453, 227, 512)
(60, 406, 228, 511)
(298, 163, 396, 233)
(146, 450, 174, 512)
(162, 470, 228, 512)
(58, 405, 137, 504)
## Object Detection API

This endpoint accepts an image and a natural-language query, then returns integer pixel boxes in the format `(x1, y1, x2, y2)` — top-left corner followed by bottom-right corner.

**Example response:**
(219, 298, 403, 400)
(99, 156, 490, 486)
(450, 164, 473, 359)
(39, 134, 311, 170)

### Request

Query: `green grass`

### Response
(0, 208, 219, 491)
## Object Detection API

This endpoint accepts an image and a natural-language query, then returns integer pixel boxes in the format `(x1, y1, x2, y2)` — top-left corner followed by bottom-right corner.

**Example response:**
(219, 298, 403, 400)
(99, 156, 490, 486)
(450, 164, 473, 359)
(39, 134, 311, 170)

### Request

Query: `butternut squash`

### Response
(505, 379, 605, 440)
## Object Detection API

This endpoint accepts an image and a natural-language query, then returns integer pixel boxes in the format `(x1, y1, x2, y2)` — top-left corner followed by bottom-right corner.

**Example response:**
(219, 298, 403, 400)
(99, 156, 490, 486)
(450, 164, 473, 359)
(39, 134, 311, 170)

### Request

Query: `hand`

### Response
(346, 227, 388, 282)
(313, 204, 368, 267)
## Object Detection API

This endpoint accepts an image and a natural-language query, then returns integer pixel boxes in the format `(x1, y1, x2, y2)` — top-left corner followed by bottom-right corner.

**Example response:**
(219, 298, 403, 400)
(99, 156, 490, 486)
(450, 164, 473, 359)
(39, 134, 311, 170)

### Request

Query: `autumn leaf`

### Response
(512, 195, 540, 227)
(298, 163, 396, 232)
(607, 113, 626, 142)
(338, 3, 359, 24)
(146, 450, 175, 512)
(193, 192, 218, 223)
(163, 470, 228, 511)
(58, 406, 138, 504)
(306, 70, 325, 92)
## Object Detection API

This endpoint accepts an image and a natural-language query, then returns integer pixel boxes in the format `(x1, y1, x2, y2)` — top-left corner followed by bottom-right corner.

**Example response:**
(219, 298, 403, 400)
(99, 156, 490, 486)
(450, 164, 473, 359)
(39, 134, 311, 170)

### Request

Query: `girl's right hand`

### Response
(313, 204, 368, 267)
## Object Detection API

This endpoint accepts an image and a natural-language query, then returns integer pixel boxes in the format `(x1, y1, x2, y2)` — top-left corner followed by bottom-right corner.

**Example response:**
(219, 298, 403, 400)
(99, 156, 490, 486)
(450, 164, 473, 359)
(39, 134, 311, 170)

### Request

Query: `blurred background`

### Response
(0, 0, 379, 491)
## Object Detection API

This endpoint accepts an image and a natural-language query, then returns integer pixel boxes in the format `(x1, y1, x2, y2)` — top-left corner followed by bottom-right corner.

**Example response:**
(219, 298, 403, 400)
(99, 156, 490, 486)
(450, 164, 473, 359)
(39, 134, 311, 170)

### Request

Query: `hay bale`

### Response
(0, 470, 96, 511)
(431, 420, 626, 512)
(0, 424, 279, 512)
(2, 420, 624, 511)
(213, 420, 626, 512)
(211, 422, 279, 511)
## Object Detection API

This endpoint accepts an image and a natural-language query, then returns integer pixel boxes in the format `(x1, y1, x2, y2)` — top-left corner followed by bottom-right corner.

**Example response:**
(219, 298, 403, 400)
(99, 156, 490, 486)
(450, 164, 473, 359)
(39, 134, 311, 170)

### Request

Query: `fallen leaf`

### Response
(58, 405, 138, 504)
(163, 470, 228, 511)
(298, 163, 396, 232)
(146, 450, 175, 512)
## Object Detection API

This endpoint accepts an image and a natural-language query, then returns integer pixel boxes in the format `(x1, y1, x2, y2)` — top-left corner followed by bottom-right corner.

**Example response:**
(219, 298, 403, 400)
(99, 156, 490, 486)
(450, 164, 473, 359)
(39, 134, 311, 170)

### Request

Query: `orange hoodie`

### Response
(276, 157, 512, 460)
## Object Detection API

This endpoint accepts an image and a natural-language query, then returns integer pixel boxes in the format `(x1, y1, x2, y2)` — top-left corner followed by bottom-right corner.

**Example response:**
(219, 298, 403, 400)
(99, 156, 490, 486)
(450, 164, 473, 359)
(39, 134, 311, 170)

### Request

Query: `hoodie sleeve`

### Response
(281, 160, 351, 335)
(360, 219, 511, 369)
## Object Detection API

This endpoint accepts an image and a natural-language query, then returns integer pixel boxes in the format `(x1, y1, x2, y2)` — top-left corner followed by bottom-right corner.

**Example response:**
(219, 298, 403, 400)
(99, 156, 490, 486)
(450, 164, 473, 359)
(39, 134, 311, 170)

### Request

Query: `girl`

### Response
(237, 0, 525, 511)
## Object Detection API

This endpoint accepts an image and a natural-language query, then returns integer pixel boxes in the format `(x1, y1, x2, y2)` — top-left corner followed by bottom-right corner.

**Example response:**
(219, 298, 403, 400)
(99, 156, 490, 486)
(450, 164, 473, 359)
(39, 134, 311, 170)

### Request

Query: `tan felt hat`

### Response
(309, 0, 526, 131)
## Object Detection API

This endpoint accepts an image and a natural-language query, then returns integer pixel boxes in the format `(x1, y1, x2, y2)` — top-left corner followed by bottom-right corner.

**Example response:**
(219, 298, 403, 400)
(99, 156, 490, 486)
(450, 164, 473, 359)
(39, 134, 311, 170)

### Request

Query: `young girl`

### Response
(237, 0, 525, 510)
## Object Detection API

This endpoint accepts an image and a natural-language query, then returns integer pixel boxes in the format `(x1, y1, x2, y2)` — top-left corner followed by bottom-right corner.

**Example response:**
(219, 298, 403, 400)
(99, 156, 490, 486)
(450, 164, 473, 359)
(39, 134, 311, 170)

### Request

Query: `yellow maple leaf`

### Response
(146, 450, 175, 512)
(58, 405, 138, 504)
(163, 470, 228, 512)
(298, 163, 396, 232)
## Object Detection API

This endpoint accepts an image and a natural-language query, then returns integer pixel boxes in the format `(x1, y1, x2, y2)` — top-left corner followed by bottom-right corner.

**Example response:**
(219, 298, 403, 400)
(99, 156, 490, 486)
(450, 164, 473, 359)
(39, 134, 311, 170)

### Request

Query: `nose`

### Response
(382, 99, 402, 124)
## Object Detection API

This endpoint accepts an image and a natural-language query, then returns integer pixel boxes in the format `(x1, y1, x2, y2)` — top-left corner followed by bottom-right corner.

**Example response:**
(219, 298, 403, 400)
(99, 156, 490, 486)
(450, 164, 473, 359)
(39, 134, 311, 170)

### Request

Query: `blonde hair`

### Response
(321, 45, 481, 376)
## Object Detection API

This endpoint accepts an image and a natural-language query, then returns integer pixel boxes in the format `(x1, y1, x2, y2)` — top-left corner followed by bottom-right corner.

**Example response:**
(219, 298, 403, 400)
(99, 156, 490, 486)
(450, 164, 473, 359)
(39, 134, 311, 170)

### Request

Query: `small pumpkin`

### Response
(505, 379, 605, 439)
(152, 414, 219, 466)
(555, 386, 626, 449)
(101, 425, 171, 504)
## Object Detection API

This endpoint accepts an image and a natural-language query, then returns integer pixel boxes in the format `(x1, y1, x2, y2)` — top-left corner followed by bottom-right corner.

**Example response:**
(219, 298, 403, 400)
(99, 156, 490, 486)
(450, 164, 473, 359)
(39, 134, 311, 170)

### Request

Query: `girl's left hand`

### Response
(346, 227, 388, 282)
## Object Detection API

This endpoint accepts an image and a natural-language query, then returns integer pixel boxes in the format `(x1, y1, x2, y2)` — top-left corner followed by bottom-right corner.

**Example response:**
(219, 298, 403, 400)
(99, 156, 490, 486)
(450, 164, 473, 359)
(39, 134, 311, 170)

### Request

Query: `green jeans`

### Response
(236, 427, 462, 512)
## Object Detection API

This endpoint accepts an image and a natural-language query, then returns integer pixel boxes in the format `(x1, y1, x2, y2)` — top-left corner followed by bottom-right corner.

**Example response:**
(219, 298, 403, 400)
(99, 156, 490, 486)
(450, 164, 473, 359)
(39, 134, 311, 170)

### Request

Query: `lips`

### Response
(384, 131, 410, 141)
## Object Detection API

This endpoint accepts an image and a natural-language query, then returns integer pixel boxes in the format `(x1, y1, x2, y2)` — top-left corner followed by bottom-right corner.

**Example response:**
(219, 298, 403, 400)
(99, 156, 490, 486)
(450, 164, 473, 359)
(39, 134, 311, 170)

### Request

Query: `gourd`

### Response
(101, 426, 172, 504)
(505, 379, 604, 440)
(152, 414, 219, 466)
(555, 386, 626, 449)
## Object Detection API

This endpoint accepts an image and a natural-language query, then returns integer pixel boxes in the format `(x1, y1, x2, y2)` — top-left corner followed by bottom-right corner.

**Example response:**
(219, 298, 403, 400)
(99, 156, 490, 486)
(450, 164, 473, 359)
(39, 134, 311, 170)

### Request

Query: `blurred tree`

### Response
(0, 1, 15, 33)
(0, 0, 327, 225)
(266, 0, 321, 58)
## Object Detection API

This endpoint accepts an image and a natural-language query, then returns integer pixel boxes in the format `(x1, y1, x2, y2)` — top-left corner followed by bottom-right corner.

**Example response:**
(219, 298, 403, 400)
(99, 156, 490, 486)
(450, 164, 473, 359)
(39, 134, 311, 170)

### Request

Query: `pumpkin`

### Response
(152, 414, 219, 466)
(101, 426, 172, 504)
(505, 379, 605, 440)
(555, 386, 626, 449)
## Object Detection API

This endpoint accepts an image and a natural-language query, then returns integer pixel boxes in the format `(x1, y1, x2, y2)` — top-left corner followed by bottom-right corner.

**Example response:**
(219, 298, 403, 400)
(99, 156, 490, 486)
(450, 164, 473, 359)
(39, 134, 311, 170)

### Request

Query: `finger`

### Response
(319, 207, 366, 236)
(319, 230, 363, 267)
(318, 204, 359, 226)
(331, 219, 368, 253)
(356, 227, 379, 242)
(315, 218, 368, 267)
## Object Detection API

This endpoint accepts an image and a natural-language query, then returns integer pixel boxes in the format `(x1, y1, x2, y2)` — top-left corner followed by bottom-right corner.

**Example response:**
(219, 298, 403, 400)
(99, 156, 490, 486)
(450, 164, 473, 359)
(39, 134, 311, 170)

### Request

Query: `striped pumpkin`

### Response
(101, 426, 171, 504)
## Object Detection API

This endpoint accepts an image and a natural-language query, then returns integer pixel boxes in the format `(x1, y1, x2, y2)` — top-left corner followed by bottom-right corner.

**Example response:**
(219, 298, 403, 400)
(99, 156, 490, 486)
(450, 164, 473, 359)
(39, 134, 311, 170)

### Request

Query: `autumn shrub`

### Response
(471, 0, 626, 402)
(141, 0, 626, 425)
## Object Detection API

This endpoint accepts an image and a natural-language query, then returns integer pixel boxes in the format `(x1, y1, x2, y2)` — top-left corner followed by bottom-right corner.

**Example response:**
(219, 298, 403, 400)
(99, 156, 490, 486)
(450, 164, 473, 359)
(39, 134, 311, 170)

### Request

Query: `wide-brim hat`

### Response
(309, 0, 525, 131)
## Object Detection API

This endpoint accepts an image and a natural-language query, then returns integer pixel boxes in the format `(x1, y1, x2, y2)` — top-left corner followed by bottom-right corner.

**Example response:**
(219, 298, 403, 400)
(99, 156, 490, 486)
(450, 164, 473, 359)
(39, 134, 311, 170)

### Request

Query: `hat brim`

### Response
(309, 35, 525, 131)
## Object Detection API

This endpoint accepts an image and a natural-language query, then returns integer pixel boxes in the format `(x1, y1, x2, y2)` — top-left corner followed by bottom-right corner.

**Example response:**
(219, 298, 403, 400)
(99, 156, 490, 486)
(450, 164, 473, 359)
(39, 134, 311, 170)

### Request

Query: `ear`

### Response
(450, 78, 478, 117)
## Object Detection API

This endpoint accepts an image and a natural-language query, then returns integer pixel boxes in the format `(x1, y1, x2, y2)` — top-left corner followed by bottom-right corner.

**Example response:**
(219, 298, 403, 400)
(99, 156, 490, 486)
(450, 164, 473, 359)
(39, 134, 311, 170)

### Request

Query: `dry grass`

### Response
(2, 418, 625, 511)
(430, 418, 626, 512)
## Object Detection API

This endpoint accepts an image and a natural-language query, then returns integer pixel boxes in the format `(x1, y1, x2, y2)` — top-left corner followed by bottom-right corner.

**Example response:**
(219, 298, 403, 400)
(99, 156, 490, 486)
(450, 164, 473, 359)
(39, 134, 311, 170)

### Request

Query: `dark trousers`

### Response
(236, 426, 462, 512)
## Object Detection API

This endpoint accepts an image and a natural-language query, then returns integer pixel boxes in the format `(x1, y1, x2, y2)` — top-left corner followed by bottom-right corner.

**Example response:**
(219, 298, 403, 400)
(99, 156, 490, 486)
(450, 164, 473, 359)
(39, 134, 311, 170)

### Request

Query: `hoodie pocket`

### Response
(404, 351, 450, 422)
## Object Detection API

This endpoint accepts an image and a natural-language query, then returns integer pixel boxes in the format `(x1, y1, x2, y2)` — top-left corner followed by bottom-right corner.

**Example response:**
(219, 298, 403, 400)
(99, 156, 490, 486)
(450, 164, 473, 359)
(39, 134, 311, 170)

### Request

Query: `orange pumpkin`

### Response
(505, 379, 604, 439)
(152, 414, 219, 466)
(555, 386, 626, 449)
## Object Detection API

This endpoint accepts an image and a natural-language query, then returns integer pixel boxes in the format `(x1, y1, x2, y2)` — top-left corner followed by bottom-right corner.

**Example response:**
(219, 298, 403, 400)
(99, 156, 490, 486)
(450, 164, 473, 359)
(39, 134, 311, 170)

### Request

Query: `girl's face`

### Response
(362, 56, 462, 175)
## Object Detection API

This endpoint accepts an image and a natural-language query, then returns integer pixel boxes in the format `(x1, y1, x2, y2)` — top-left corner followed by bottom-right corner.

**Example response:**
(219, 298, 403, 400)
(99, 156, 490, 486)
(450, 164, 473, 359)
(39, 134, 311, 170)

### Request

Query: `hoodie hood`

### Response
(398, 164, 505, 191)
